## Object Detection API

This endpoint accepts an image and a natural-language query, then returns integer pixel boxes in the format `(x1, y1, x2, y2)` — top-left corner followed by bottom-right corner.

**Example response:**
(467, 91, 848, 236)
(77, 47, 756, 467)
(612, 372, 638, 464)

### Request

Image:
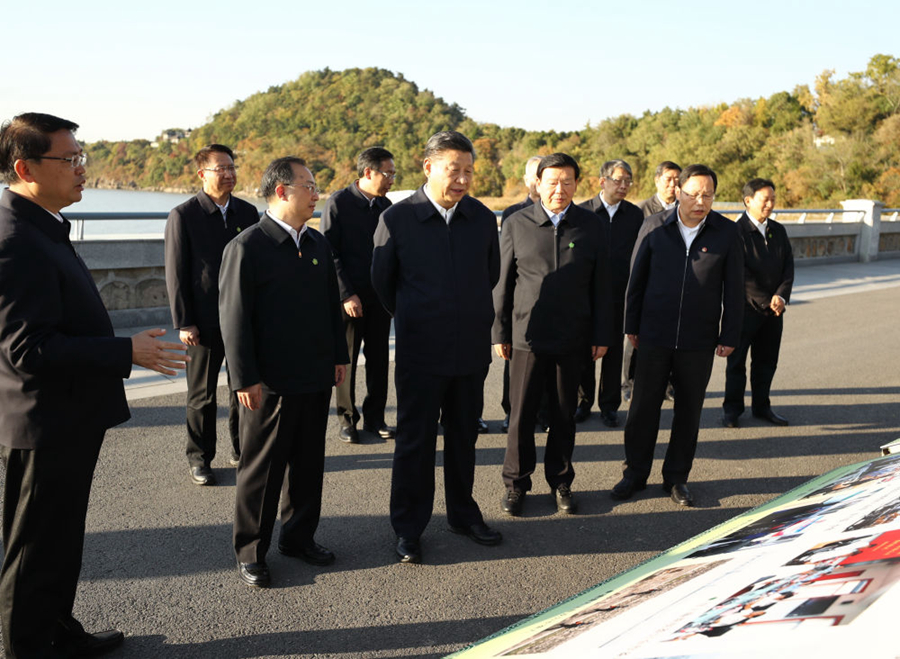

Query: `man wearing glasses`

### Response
(613, 164, 744, 507)
(165, 144, 259, 486)
(0, 112, 188, 656)
(576, 160, 645, 429)
(219, 157, 348, 587)
(320, 147, 396, 444)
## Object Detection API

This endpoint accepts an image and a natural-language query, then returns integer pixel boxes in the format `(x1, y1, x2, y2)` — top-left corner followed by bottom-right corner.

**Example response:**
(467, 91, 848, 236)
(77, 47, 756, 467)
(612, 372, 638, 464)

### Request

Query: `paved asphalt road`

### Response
(2, 269, 899, 658)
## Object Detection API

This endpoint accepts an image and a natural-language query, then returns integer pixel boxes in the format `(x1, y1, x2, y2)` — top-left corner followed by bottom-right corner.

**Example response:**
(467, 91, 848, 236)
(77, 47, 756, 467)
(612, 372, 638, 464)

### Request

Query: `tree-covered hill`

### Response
(83, 57, 900, 207)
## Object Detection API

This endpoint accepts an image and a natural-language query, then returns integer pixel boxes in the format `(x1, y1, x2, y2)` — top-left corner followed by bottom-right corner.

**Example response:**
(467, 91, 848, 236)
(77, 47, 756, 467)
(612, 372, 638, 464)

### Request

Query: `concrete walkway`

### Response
(7, 258, 898, 659)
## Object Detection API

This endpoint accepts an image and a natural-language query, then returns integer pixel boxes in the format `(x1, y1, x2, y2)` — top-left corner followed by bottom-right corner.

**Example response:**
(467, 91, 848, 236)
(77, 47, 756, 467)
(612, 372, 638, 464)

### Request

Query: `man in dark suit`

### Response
(613, 164, 744, 507)
(637, 161, 681, 219)
(576, 159, 644, 428)
(0, 112, 188, 658)
(165, 144, 259, 486)
(320, 147, 395, 444)
(627, 161, 682, 404)
(723, 178, 794, 428)
(219, 157, 349, 588)
(496, 155, 542, 433)
(493, 153, 611, 517)
(372, 131, 502, 564)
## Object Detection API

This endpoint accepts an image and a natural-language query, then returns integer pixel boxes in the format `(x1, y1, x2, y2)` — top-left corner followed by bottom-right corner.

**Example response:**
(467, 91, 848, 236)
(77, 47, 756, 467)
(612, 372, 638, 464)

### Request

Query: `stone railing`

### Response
(69, 202, 899, 327)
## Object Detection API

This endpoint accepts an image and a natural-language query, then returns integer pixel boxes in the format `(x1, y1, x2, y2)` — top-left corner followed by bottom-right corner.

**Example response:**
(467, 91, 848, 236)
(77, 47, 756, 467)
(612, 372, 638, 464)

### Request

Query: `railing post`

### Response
(840, 199, 884, 263)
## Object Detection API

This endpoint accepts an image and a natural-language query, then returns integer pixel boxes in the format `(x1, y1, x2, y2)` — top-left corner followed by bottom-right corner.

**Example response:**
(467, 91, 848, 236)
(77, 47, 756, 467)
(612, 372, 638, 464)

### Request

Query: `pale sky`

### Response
(2, 0, 896, 143)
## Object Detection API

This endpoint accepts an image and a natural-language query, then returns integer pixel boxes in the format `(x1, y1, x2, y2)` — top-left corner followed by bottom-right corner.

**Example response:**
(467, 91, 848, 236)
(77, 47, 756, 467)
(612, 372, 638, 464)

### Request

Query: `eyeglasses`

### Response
(376, 170, 396, 180)
(680, 191, 715, 203)
(34, 153, 87, 168)
(607, 176, 633, 187)
(286, 182, 323, 195)
(202, 165, 238, 175)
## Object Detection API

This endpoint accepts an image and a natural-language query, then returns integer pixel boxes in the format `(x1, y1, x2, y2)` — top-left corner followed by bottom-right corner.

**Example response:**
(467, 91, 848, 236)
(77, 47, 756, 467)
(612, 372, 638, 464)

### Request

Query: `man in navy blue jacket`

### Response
(613, 164, 744, 507)
(372, 131, 501, 564)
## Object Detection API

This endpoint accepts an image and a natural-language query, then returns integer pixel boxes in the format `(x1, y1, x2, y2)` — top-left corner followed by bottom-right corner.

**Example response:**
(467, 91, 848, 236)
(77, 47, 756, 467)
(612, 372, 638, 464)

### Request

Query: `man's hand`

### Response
(591, 346, 608, 361)
(770, 295, 786, 316)
(179, 325, 200, 346)
(716, 345, 735, 358)
(335, 364, 347, 388)
(493, 343, 511, 360)
(343, 295, 363, 318)
(627, 334, 639, 349)
(237, 383, 262, 411)
(131, 328, 190, 376)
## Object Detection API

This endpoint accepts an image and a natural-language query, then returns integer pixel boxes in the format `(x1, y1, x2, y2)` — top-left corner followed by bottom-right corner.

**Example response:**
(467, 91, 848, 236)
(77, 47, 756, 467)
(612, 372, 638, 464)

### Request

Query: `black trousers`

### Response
(723, 311, 783, 417)
(390, 364, 486, 540)
(334, 300, 391, 430)
(233, 389, 330, 564)
(0, 429, 105, 659)
(623, 344, 714, 485)
(504, 349, 581, 492)
(578, 303, 625, 413)
(185, 328, 239, 467)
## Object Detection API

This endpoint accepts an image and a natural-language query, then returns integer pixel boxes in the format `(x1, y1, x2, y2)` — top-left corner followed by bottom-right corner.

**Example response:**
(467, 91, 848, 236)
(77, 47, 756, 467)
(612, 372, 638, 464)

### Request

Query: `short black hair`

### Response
(357, 147, 394, 178)
(742, 177, 776, 201)
(537, 153, 580, 181)
(655, 161, 681, 178)
(195, 144, 235, 169)
(599, 159, 632, 178)
(0, 112, 79, 184)
(260, 156, 308, 200)
(423, 131, 475, 161)
(679, 164, 718, 192)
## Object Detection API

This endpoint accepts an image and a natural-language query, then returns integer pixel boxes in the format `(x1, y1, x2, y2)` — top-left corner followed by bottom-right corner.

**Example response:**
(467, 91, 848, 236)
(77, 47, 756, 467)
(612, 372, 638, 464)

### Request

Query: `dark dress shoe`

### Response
(610, 476, 646, 500)
(229, 452, 241, 467)
(600, 410, 619, 428)
(501, 414, 510, 432)
(54, 618, 124, 657)
(753, 409, 789, 426)
(396, 537, 422, 564)
(555, 484, 577, 514)
(238, 562, 271, 587)
(339, 426, 359, 443)
(573, 402, 591, 423)
(364, 423, 395, 439)
(665, 483, 694, 507)
(476, 417, 489, 433)
(449, 522, 502, 546)
(278, 540, 335, 566)
(722, 413, 739, 428)
(501, 488, 525, 516)
(189, 465, 216, 486)
(622, 388, 632, 404)
(665, 384, 675, 401)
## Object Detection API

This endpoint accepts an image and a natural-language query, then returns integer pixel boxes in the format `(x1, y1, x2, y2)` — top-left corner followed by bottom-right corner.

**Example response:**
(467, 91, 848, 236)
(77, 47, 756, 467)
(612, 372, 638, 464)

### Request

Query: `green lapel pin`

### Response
(568, 242, 575, 249)
(312, 258, 319, 265)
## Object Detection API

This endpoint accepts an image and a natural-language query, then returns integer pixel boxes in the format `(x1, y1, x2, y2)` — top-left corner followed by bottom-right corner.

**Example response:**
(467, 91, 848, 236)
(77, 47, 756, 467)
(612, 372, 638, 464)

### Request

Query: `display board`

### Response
(450, 449, 900, 658)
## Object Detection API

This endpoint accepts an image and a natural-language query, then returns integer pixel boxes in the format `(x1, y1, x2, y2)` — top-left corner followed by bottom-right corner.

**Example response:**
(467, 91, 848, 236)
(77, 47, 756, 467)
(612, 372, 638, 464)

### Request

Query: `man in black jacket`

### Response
(613, 164, 744, 507)
(637, 161, 681, 219)
(220, 157, 349, 588)
(372, 131, 501, 564)
(0, 112, 188, 657)
(628, 161, 681, 403)
(576, 159, 644, 428)
(165, 144, 259, 486)
(493, 153, 611, 517)
(321, 147, 395, 444)
(723, 178, 794, 428)
(496, 155, 542, 433)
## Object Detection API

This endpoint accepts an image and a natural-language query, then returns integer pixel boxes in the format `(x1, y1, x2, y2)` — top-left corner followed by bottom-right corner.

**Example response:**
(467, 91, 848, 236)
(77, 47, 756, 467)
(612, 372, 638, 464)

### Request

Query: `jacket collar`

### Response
(1, 188, 71, 243)
(197, 189, 230, 216)
(408, 186, 477, 223)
